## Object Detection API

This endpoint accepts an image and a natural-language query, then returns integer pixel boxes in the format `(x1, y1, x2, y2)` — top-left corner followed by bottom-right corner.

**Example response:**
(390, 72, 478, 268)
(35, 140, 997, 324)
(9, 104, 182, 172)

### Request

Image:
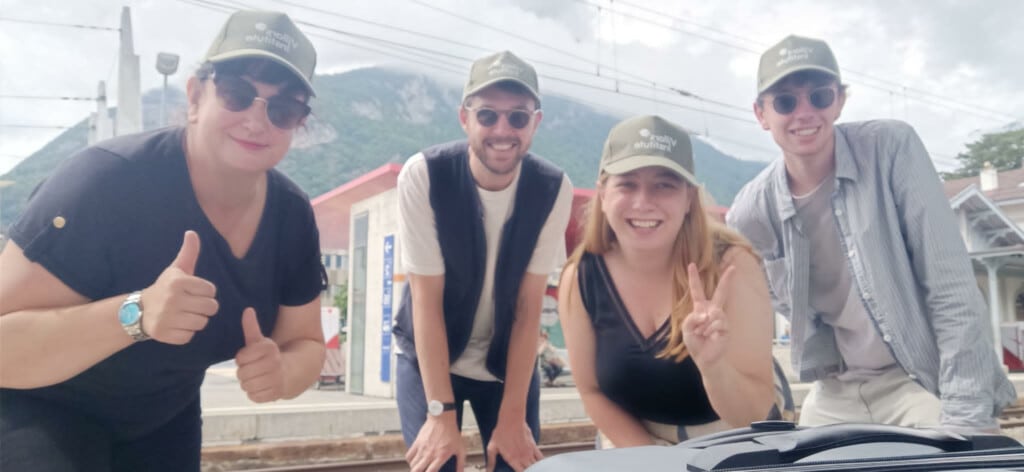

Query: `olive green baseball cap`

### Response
(599, 115, 697, 185)
(757, 34, 839, 94)
(205, 10, 317, 95)
(462, 51, 540, 106)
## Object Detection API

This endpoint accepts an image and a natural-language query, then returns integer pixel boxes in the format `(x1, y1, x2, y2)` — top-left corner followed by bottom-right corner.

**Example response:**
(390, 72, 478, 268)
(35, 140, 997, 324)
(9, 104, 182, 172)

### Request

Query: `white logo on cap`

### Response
(634, 128, 677, 153)
(244, 25, 300, 54)
(488, 58, 523, 78)
(776, 46, 813, 67)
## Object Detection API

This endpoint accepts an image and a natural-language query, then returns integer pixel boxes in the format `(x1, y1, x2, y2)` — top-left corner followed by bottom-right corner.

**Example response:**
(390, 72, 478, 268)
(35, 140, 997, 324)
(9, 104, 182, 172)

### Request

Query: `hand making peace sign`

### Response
(682, 263, 736, 370)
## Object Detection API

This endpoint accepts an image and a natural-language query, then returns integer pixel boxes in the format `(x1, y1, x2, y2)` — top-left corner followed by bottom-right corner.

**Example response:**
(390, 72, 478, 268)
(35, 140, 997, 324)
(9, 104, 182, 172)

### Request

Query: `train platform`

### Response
(199, 361, 1024, 470)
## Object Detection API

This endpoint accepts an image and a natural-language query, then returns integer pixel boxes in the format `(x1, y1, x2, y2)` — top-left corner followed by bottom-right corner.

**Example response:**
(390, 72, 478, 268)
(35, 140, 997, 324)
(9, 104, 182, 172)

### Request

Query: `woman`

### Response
(0, 10, 327, 471)
(558, 115, 792, 448)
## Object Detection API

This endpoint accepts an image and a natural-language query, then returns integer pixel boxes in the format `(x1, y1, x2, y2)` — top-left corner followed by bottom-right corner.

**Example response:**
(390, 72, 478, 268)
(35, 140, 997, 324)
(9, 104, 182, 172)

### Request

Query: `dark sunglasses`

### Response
(464, 106, 537, 129)
(213, 75, 311, 130)
(771, 87, 837, 115)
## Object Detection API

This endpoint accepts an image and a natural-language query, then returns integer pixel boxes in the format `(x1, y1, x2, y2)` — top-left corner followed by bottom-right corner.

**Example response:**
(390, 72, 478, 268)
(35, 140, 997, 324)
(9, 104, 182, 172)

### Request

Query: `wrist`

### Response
(497, 405, 525, 425)
(117, 291, 151, 343)
(425, 410, 458, 426)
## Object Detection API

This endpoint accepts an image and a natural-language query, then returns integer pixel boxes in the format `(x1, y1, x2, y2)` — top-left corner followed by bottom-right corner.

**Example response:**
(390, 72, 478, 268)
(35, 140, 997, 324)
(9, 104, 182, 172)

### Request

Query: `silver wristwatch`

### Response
(118, 291, 151, 342)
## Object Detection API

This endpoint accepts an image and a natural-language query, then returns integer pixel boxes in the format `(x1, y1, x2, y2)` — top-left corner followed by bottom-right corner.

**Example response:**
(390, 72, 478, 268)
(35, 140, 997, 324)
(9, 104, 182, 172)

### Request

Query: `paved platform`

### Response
(200, 360, 1024, 446)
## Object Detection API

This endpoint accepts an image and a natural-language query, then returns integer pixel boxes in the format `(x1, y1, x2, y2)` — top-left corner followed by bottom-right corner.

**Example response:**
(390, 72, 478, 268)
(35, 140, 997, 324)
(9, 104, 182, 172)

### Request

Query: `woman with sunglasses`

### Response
(730, 35, 1014, 432)
(0, 11, 328, 470)
(558, 115, 793, 448)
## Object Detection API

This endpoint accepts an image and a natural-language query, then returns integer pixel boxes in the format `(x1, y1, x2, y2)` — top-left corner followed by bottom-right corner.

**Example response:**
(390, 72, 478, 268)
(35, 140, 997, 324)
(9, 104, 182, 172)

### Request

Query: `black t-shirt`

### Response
(5, 127, 326, 439)
(577, 252, 718, 426)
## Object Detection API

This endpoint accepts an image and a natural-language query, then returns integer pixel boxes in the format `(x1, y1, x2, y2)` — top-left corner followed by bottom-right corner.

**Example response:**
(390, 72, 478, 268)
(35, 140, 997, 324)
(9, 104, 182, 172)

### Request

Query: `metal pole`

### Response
(985, 259, 1005, 362)
(161, 74, 168, 127)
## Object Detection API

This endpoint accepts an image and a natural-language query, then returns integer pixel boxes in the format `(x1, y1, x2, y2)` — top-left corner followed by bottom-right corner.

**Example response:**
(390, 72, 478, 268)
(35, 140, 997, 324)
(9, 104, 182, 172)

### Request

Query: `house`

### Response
(943, 163, 1024, 369)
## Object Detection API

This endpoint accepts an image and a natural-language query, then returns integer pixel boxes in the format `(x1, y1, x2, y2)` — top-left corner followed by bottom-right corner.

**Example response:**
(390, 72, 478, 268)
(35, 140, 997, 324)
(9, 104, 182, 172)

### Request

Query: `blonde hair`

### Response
(563, 172, 756, 362)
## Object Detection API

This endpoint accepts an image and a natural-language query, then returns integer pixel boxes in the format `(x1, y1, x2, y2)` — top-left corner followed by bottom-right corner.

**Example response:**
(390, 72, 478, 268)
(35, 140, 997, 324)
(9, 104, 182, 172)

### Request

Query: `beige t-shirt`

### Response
(794, 174, 896, 381)
(397, 152, 574, 381)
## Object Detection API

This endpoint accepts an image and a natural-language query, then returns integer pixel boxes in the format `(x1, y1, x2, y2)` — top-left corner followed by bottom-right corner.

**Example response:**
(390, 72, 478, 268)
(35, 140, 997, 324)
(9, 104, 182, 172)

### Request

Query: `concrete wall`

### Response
(347, 189, 403, 399)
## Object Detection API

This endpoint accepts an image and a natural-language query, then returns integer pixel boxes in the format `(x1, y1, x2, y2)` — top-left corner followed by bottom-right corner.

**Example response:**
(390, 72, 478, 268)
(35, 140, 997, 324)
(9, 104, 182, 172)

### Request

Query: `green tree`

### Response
(333, 281, 348, 343)
(941, 128, 1024, 179)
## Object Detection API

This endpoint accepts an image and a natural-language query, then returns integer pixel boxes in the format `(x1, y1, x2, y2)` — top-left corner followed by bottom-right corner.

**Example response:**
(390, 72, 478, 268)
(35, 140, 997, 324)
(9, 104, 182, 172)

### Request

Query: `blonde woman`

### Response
(558, 115, 792, 448)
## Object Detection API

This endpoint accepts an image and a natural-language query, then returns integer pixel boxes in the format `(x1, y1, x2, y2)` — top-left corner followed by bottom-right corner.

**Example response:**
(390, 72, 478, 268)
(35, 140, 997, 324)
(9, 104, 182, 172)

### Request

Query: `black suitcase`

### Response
(529, 421, 1024, 471)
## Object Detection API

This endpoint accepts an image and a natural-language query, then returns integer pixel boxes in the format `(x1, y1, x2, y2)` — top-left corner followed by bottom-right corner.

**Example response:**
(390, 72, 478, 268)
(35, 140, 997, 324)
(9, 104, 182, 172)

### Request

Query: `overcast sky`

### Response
(1, 0, 1021, 176)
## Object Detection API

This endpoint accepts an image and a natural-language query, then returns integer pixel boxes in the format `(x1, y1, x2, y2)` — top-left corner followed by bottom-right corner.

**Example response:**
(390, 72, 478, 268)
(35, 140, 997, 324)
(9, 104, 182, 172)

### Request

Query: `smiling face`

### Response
(459, 84, 542, 190)
(599, 166, 694, 253)
(754, 73, 846, 164)
(187, 73, 305, 175)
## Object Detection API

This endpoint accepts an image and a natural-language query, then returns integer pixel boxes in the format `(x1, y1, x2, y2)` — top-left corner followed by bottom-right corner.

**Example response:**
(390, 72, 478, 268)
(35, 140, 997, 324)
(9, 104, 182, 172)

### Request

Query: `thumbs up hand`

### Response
(235, 308, 285, 403)
(141, 231, 219, 344)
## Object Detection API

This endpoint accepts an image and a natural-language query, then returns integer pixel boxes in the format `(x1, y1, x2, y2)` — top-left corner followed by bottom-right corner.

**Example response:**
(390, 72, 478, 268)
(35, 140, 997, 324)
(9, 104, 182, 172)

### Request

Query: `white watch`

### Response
(427, 399, 456, 417)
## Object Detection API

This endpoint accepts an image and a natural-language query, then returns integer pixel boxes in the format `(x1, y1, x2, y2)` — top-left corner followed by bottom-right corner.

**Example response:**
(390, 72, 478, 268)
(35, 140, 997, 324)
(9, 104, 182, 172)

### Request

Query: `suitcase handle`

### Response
(686, 423, 1018, 471)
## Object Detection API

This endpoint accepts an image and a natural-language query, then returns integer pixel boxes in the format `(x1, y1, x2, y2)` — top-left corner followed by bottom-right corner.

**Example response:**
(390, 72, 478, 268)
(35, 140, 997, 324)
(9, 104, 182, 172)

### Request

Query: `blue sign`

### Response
(380, 234, 394, 382)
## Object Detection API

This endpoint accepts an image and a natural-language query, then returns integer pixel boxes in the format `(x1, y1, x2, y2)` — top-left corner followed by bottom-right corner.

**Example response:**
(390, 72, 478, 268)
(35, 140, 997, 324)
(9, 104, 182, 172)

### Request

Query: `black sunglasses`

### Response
(771, 87, 837, 115)
(213, 75, 311, 130)
(464, 106, 537, 129)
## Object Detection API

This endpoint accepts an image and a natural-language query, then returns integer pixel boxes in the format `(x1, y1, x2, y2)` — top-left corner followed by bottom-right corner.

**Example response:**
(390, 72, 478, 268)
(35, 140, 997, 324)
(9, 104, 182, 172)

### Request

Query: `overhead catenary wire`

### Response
(0, 17, 119, 32)
(572, 0, 1016, 122)
(180, 0, 970, 170)
(0, 95, 96, 102)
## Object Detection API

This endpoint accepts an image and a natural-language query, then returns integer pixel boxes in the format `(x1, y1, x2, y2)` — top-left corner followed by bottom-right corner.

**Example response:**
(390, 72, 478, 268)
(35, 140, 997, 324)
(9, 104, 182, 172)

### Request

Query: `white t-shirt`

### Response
(397, 152, 574, 381)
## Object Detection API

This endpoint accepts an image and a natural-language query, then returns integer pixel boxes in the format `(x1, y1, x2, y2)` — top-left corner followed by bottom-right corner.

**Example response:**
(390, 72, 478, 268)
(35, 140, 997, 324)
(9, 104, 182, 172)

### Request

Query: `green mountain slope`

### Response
(0, 67, 767, 230)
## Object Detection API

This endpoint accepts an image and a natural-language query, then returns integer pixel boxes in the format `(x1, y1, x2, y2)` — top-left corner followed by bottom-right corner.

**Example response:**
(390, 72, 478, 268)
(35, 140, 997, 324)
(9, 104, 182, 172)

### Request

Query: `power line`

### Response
(401, 0, 751, 115)
(573, 0, 1016, 122)
(0, 17, 119, 32)
(168, 0, 981, 169)
(0, 95, 95, 102)
(0, 124, 71, 129)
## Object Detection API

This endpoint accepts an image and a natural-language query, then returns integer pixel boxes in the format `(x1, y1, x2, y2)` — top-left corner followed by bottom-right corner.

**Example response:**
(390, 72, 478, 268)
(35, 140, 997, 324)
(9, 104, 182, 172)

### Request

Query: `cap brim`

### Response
(758, 65, 838, 94)
(603, 155, 698, 186)
(208, 49, 316, 97)
(463, 77, 540, 104)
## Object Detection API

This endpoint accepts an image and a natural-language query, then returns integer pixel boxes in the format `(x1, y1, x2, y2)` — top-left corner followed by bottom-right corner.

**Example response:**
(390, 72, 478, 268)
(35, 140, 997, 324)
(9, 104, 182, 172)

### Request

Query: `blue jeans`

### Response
(0, 390, 201, 472)
(396, 353, 541, 472)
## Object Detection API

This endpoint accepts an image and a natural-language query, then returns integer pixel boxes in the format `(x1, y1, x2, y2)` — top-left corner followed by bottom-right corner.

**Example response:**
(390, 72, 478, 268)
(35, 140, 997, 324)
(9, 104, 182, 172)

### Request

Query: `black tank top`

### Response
(577, 252, 718, 425)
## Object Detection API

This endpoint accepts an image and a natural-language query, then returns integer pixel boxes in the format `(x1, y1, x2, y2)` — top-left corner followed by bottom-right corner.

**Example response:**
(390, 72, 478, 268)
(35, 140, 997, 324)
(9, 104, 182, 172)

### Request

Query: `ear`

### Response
(531, 109, 544, 131)
(186, 77, 203, 124)
(753, 101, 770, 130)
(458, 105, 470, 133)
(834, 90, 847, 121)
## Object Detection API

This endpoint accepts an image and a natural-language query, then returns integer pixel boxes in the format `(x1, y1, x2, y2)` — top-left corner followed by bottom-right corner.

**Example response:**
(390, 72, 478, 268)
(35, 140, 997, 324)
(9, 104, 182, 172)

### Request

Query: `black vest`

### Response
(393, 140, 564, 380)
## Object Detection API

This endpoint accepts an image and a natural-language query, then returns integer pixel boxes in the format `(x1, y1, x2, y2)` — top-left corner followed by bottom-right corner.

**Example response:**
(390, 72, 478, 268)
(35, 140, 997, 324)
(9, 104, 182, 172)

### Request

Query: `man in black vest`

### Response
(393, 50, 574, 472)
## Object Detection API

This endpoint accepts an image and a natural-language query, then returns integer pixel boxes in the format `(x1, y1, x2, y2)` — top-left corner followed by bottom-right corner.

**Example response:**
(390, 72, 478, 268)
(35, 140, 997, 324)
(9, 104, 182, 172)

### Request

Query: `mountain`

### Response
(0, 68, 767, 230)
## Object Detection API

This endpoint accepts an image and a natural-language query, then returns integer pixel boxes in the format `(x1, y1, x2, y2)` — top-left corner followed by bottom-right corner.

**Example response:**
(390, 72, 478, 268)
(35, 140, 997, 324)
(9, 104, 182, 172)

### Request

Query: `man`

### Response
(728, 34, 1015, 432)
(393, 50, 573, 472)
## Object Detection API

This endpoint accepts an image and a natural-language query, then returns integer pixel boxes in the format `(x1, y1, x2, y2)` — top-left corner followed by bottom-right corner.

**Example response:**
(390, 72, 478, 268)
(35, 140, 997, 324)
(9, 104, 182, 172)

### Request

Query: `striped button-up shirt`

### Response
(727, 119, 1016, 428)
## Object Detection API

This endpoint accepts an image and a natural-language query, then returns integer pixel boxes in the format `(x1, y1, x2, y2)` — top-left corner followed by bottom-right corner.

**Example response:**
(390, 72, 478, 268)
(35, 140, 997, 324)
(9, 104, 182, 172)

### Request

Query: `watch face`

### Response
(119, 303, 141, 325)
(427, 400, 442, 416)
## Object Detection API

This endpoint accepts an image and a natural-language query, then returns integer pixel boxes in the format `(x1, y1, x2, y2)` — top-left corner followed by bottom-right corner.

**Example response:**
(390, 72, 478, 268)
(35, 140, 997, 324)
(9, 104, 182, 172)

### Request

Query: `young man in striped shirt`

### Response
(728, 34, 1015, 433)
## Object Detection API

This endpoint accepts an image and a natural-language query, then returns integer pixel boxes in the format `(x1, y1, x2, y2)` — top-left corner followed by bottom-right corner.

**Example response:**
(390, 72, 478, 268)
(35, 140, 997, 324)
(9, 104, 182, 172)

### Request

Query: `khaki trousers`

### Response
(798, 366, 942, 428)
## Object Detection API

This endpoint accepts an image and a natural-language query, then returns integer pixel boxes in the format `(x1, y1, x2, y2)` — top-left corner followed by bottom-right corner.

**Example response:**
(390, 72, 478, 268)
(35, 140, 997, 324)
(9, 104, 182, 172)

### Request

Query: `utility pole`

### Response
(116, 6, 141, 135)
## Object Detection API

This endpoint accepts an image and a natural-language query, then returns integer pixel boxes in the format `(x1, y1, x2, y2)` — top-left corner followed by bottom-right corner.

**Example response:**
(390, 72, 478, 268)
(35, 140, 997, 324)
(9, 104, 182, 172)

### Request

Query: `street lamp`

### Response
(155, 52, 180, 127)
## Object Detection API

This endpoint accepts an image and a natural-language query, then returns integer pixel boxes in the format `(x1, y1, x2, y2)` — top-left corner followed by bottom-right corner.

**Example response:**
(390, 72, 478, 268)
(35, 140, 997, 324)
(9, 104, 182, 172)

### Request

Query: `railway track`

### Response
(243, 442, 593, 472)
(1000, 405, 1024, 429)
(231, 408, 1024, 472)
